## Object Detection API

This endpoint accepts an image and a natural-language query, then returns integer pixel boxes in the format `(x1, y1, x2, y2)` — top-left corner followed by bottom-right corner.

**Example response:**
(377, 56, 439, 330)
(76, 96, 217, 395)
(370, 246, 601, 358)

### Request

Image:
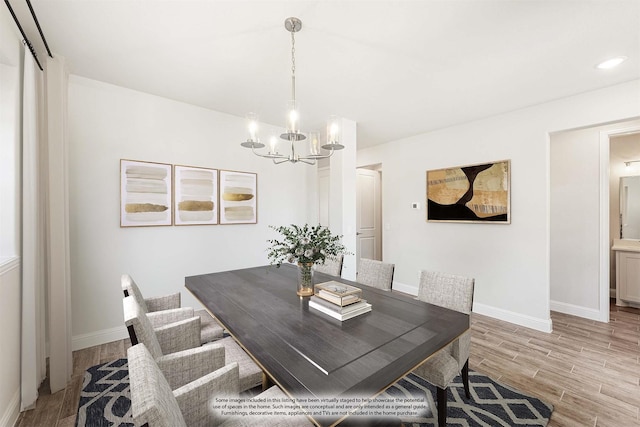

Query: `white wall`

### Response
(0, 63, 20, 261)
(358, 80, 640, 332)
(0, 262, 21, 427)
(68, 76, 314, 349)
(0, 6, 22, 427)
(0, 6, 21, 264)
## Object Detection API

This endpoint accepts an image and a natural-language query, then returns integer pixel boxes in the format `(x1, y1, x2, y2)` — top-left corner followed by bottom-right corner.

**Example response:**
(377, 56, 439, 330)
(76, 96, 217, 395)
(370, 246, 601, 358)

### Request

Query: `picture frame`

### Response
(173, 165, 218, 226)
(426, 159, 510, 223)
(120, 159, 172, 227)
(219, 170, 258, 224)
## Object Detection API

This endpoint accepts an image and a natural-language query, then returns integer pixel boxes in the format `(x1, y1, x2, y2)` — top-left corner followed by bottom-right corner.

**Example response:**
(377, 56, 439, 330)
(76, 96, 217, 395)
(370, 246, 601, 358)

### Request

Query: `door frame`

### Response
(599, 123, 640, 322)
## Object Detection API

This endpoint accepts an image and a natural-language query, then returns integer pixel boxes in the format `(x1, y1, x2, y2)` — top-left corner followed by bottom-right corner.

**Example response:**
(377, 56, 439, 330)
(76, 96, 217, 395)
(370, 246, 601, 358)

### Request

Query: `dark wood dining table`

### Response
(185, 264, 469, 426)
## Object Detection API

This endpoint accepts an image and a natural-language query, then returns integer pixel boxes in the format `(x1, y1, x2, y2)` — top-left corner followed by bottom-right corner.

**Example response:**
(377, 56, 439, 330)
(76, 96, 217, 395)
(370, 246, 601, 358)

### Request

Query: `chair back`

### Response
(121, 274, 149, 313)
(123, 296, 164, 358)
(128, 344, 187, 427)
(357, 258, 395, 290)
(315, 254, 344, 277)
(417, 271, 474, 314)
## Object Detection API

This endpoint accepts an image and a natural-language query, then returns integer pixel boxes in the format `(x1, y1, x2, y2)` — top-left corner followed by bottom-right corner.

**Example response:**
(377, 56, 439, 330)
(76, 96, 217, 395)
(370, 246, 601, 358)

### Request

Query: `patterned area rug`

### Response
(76, 359, 552, 427)
(379, 371, 552, 426)
(74, 359, 133, 427)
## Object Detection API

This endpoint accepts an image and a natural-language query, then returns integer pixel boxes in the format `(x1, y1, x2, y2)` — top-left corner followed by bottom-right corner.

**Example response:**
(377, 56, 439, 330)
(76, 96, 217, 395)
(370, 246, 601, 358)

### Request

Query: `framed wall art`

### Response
(426, 159, 510, 223)
(174, 165, 218, 225)
(219, 170, 257, 224)
(120, 159, 172, 227)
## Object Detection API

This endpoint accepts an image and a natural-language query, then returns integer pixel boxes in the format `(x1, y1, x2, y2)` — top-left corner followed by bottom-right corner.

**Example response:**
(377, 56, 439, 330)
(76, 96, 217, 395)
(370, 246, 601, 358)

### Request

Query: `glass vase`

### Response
(297, 262, 315, 297)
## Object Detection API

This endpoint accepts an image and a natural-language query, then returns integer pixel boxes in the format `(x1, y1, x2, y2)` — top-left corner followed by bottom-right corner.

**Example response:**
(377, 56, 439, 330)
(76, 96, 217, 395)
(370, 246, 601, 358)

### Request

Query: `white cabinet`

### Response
(613, 239, 640, 307)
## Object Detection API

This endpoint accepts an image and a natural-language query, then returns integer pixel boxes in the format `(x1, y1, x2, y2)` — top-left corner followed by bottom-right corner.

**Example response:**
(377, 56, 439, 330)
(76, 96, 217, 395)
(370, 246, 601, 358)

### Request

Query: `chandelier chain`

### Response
(291, 28, 296, 101)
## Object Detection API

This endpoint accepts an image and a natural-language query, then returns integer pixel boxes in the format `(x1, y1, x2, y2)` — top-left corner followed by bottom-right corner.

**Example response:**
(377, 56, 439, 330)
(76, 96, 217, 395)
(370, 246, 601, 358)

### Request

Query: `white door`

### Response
(356, 168, 382, 273)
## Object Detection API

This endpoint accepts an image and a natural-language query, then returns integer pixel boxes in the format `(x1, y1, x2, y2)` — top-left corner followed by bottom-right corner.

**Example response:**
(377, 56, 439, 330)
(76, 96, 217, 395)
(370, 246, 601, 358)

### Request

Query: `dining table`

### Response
(185, 263, 469, 426)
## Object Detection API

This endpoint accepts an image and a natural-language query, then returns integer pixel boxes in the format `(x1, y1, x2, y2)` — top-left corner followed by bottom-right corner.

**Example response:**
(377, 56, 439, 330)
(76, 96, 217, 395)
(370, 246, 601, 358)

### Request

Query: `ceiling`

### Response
(6, 0, 640, 149)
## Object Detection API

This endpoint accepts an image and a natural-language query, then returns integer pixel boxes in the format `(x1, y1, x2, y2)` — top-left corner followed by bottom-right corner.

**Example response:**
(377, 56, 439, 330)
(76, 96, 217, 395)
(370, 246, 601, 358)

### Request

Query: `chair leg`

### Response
(437, 387, 447, 427)
(462, 360, 470, 399)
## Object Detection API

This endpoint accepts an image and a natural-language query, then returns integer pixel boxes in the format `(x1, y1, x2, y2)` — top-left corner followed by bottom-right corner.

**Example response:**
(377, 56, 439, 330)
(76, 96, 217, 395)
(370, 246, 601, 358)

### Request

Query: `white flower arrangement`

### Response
(267, 224, 347, 266)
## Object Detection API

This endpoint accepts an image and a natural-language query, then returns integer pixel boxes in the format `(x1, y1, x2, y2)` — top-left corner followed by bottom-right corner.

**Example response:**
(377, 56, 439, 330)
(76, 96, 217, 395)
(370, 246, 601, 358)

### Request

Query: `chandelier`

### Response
(240, 17, 344, 165)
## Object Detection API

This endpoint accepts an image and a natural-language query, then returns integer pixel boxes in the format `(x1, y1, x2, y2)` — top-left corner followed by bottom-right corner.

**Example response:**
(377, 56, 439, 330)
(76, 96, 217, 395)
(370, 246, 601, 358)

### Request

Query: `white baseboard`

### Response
(72, 325, 129, 351)
(550, 299, 605, 323)
(392, 282, 553, 333)
(391, 281, 418, 296)
(0, 388, 19, 427)
(473, 302, 553, 333)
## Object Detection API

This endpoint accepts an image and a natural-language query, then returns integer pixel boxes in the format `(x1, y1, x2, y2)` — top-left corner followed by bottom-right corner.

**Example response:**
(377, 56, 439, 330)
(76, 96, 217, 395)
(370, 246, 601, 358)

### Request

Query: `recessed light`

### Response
(596, 56, 628, 69)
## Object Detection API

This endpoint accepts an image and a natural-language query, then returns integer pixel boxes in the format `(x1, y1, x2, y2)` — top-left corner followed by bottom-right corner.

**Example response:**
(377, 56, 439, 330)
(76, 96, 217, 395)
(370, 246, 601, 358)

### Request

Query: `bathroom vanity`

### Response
(613, 239, 640, 307)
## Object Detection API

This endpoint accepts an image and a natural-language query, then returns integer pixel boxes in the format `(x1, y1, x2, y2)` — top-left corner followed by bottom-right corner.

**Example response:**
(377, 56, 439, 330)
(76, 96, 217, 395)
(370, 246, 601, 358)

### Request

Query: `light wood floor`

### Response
(472, 304, 640, 427)
(16, 302, 640, 427)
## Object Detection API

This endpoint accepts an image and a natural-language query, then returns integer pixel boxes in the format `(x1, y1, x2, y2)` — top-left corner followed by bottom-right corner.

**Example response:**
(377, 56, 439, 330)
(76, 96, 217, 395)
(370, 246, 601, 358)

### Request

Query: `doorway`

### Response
(607, 128, 640, 310)
(356, 165, 382, 274)
(550, 118, 640, 324)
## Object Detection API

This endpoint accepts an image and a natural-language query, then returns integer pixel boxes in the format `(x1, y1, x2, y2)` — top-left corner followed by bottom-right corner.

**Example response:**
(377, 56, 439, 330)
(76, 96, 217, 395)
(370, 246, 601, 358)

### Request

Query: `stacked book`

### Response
(309, 281, 372, 321)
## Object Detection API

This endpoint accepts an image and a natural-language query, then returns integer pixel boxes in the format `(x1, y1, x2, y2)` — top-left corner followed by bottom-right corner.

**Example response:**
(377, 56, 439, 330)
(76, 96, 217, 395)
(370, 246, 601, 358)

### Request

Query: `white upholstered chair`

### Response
(123, 296, 263, 392)
(122, 274, 224, 343)
(128, 343, 313, 427)
(357, 258, 395, 291)
(314, 254, 344, 277)
(413, 270, 475, 427)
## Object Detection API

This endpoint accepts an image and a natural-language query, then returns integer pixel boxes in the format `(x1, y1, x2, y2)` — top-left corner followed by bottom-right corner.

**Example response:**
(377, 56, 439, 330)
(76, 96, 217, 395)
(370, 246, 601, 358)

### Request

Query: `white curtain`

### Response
(20, 52, 72, 410)
(20, 48, 47, 411)
(44, 55, 73, 393)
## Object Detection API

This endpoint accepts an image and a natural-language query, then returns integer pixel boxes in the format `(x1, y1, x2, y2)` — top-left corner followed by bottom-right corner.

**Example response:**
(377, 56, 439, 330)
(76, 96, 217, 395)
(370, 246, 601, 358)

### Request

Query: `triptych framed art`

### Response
(120, 159, 257, 227)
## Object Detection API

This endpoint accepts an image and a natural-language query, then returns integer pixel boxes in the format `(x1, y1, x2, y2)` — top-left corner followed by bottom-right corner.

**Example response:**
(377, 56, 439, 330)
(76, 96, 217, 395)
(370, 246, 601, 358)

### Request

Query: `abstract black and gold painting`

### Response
(173, 165, 218, 225)
(427, 160, 510, 223)
(120, 159, 172, 227)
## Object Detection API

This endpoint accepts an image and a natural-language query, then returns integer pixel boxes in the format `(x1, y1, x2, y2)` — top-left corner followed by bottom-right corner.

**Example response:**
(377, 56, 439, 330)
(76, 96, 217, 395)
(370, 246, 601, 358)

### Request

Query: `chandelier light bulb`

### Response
(248, 121, 258, 141)
(309, 131, 320, 156)
(322, 115, 345, 150)
(241, 113, 265, 149)
(270, 136, 278, 154)
(330, 123, 339, 141)
(289, 109, 298, 131)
